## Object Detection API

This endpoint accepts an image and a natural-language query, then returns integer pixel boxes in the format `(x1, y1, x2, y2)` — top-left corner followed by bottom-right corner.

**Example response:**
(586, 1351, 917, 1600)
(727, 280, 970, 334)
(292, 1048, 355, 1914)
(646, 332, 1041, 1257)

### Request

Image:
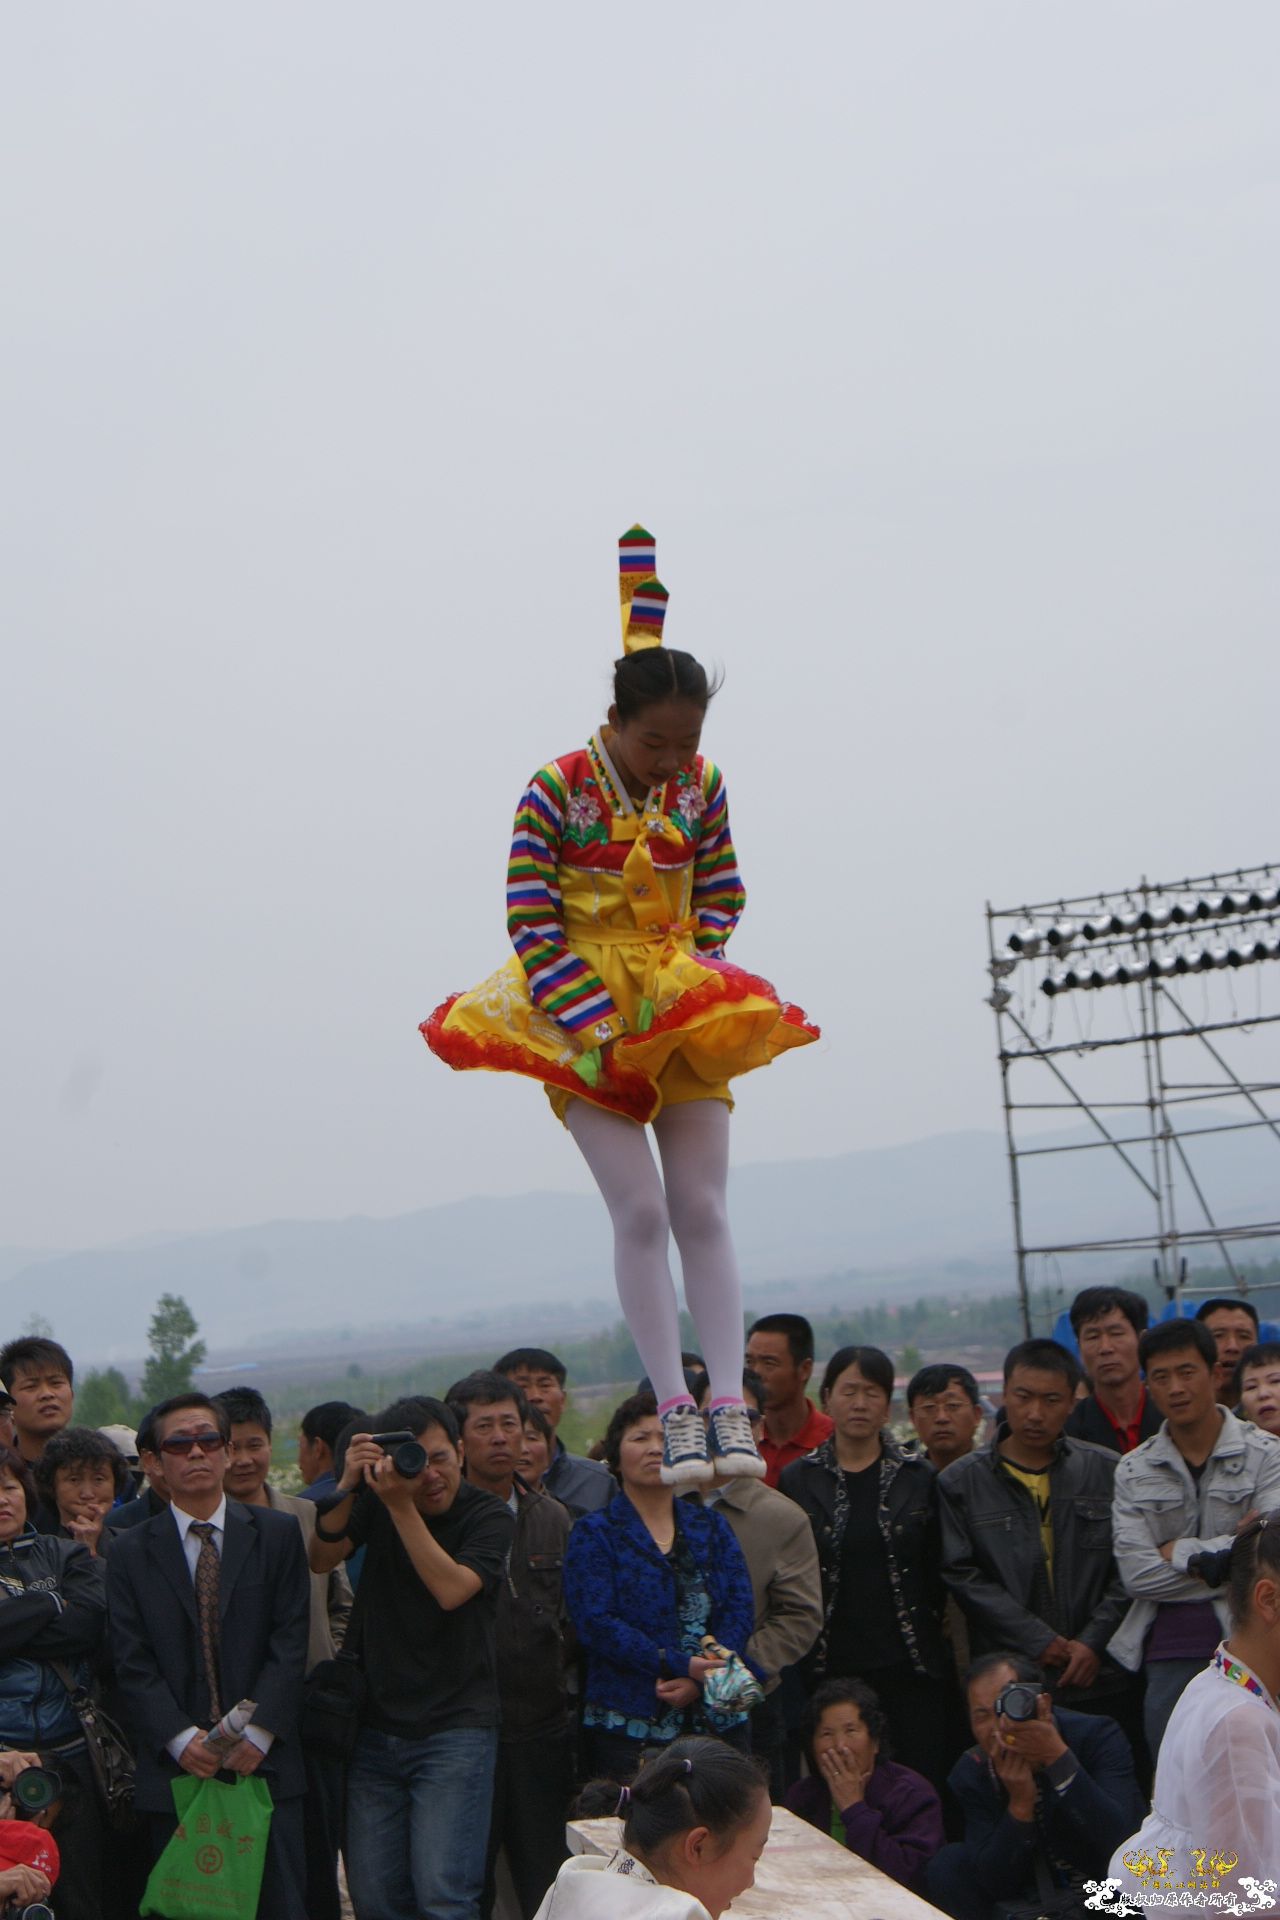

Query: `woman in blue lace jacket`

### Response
(564, 1393, 758, 1781)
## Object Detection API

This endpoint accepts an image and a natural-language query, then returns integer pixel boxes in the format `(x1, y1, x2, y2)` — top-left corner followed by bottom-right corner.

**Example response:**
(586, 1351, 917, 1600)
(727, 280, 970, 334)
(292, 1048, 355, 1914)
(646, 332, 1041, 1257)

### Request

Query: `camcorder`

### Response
(993, 1681, 1042, 1723)
(369, 1431, 427, 1478)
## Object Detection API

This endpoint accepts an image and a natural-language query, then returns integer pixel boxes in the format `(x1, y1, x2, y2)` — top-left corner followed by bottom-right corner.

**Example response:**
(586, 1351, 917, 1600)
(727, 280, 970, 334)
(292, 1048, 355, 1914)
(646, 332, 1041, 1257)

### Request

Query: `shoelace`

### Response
(662, 1406, 707, 1460)
(711, 1406, 758, 1456)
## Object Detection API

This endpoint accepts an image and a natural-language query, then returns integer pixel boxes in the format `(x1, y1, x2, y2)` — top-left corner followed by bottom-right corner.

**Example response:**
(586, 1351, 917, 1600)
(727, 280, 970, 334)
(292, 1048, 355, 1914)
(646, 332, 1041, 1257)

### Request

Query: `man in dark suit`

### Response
(106, 1392, 311, 1919)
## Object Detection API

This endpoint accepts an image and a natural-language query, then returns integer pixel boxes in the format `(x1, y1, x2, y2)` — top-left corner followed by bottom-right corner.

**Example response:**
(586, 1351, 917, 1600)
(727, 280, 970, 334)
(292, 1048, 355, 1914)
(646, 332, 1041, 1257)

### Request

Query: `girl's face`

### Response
(518, 1422, 551, 1487)
(607, 695, 705, 796)
(824, 1364, 891, 1443)
(0, 1467, 29, 1542)
(658, 1788, 773, 1920)
(617, 1415, 666, 1492)
(813, 1700, 878, 1774)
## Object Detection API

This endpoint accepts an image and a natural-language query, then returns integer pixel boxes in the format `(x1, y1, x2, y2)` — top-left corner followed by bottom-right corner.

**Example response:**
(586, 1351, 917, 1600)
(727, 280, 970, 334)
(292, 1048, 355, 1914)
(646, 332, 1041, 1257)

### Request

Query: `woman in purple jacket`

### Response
(786, 1679, 944, 1892)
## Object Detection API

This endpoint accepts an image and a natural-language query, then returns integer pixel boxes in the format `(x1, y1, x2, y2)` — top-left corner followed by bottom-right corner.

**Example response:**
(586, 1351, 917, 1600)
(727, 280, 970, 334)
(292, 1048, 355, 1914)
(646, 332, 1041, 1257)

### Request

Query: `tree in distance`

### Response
(76, 1366, 135, 1427)
(139, 1293, 207, 1406)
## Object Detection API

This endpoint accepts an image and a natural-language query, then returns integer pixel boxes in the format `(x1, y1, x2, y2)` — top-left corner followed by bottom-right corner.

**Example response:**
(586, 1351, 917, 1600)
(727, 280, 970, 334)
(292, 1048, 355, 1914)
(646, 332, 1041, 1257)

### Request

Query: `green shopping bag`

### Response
(141, 1774, 274, 1918)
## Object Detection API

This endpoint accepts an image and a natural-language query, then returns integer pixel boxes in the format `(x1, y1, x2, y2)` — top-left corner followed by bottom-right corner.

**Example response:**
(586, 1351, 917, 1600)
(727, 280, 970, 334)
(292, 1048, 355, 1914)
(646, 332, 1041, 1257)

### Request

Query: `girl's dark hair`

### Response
(0, 1442, 38, 1519)
(803, 1677, 890, 1762)
(1226, 1510, 1280, 1624)
(819, 1345, 895, 1404)
(35, 1426, 131, 1509)
(575, 1736, 766, 1852)
(613, 649, 720, 723)
(602, 1390, 659, 1475)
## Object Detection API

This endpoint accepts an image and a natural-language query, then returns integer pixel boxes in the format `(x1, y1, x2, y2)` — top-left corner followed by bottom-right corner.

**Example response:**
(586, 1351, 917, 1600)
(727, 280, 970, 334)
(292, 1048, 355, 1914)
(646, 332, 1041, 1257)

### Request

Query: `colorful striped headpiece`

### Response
(618, 523, 668, 654)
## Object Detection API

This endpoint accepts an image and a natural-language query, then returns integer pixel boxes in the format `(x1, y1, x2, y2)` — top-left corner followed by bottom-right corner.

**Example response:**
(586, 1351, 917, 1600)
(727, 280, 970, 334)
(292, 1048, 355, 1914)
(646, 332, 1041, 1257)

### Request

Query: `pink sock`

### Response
(657, 1395, 697, 1417)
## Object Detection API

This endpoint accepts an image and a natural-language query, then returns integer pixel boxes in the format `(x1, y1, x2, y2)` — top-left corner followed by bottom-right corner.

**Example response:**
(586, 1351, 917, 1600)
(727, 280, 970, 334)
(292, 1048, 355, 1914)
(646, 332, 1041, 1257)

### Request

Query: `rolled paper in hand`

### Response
(204, 1699, 259, 1756)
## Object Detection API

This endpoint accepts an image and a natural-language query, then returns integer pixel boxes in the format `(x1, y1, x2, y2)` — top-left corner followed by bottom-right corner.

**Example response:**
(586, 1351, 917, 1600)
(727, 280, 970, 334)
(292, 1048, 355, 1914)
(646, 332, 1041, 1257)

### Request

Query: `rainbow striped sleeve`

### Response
(506, 765, 621, 1034)
(692, 762, 746, 952)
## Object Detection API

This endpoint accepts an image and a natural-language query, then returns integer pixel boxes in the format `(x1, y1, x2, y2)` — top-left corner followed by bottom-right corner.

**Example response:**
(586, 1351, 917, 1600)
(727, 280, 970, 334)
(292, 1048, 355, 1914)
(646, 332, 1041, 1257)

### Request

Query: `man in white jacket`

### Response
(1109, 1317, 1280, 1758)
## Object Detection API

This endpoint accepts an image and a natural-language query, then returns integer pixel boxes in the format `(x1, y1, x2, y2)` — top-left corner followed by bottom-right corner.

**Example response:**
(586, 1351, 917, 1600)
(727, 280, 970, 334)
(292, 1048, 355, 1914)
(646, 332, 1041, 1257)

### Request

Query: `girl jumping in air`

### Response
(423, 526, 817, 1484)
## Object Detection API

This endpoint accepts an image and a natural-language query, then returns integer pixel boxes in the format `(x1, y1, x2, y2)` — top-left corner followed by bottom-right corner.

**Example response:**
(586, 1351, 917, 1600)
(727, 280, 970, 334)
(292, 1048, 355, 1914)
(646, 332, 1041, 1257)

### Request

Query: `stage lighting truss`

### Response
(985, 861, 1280, 1334)
(1042, 921, 1280, 996)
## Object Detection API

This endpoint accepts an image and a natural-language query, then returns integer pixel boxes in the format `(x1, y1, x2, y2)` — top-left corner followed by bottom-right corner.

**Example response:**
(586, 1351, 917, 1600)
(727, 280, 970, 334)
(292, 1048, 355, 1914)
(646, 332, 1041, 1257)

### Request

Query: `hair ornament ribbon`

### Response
(618, 523, 668, 655)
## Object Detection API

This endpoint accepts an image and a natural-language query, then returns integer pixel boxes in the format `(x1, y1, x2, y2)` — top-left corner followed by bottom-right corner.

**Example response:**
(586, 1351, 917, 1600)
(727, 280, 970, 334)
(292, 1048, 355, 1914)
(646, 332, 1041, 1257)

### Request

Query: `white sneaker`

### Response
(660, 1404, 714, 1485)
(707, 1403, 767, 1479)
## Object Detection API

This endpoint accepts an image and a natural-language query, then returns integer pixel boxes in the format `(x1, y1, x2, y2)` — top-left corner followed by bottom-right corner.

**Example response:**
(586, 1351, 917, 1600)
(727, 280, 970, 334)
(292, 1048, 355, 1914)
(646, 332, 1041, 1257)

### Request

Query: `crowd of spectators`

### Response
(1, 1286, 1279, 1920)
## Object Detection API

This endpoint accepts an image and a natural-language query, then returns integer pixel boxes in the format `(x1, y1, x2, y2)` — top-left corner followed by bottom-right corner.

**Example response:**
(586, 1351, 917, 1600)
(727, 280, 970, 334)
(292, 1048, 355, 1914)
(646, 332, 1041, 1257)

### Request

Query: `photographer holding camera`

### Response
(0, 1748, 61, 1917)
(309, 1396, 515, 1920)
(926, 1653, 1144, 1920)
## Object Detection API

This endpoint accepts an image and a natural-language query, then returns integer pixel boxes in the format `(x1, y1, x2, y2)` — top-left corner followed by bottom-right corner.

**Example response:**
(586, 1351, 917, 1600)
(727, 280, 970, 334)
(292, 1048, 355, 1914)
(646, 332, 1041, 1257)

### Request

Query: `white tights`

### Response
(565, 1098, 746, 1408)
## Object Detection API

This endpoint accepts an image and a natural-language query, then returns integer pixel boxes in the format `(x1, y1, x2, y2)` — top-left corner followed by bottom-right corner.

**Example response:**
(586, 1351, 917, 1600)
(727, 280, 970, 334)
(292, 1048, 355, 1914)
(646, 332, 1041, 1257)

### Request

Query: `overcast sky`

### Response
(3, 3, 1277, 1254)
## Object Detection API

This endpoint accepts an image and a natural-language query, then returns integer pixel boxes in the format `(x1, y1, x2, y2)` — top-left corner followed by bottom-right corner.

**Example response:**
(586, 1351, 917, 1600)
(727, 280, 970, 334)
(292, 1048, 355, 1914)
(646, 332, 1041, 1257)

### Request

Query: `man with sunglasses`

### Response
(106, 1393, 311, 1918)
(694, 1371, 823, 1794)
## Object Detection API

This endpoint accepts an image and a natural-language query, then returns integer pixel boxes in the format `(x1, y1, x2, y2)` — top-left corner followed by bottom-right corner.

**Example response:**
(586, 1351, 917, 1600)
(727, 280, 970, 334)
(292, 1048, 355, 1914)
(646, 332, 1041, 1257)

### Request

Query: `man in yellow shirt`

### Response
(936, 1340, 1141, 1768)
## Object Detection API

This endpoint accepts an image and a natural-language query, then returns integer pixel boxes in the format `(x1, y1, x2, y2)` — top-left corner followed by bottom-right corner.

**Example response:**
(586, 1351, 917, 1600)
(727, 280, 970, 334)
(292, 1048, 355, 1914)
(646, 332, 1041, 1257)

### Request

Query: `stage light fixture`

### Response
(1008, 925, 1041, 955)
(1046, 920, 1078, 950)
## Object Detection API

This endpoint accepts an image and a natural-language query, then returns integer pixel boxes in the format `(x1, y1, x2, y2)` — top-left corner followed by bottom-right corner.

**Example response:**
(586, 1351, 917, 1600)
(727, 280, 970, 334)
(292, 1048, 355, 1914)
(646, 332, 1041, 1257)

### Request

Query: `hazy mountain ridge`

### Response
(10, 1117, 1276, 1365)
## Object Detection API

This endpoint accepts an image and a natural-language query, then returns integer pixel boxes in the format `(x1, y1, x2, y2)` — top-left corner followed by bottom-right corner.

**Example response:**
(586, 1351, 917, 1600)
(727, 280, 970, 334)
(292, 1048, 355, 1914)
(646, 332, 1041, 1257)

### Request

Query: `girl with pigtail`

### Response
(533, 1736, 771, 1920)
(425, 527, 817, 1484)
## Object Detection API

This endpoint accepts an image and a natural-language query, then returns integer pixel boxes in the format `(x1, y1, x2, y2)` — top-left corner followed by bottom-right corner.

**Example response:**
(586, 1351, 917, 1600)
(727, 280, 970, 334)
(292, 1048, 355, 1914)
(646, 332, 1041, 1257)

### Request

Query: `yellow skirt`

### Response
(424, 926, 818, 1127)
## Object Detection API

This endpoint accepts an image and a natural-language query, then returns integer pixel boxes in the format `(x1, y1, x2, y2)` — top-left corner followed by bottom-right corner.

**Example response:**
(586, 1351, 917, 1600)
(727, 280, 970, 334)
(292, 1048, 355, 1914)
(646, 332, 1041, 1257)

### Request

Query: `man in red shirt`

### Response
(1194, 1296, 1260, 1409)
(1065, 1287, 1162, 1455)
(745, 1314, 833, 1488)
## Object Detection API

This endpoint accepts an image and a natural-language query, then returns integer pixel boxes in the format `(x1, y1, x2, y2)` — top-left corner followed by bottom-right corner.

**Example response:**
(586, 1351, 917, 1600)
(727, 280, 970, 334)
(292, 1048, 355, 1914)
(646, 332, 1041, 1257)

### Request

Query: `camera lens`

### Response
(11, 1764, 62, 1814)
(994, 1682, 1040, 1723)
(392, 1440, 427, 1477)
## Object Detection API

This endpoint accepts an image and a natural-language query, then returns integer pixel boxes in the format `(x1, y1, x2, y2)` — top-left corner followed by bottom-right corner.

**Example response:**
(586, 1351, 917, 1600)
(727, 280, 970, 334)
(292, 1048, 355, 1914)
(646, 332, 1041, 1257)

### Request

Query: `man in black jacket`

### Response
(106, 1407, 169, 1532)
(106, 1393, 311, 1919)
(927, 1651, 1145, 1920)
(450, 1371, 574, 1920)
(938, 1340, 1139, 1754)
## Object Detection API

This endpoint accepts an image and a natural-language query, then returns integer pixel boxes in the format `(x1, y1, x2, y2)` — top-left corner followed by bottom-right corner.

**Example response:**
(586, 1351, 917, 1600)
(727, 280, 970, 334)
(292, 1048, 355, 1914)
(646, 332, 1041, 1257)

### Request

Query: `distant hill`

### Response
(12, 1116, 1277, 1365)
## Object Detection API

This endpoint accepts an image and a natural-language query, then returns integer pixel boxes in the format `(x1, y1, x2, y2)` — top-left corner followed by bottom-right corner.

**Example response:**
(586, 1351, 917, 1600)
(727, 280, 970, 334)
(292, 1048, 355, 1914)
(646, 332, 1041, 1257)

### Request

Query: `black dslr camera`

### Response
(993, 1681, 1041, 1723)
(3, 1904, 56, 1919)
(8, 1765, 62, 1817)
(369, 1431, 427, 1478)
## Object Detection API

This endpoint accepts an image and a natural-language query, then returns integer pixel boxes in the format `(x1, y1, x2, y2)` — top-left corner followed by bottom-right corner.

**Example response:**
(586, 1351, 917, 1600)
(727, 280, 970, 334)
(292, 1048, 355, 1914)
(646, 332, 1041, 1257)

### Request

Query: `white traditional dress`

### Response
(1107, 1646, 1280, 1910)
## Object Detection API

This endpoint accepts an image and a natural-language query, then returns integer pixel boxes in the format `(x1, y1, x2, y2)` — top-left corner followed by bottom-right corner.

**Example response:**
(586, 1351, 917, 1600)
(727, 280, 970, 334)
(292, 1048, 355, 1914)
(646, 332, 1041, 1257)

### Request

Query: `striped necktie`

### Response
(189, 1521, 223, 1722)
